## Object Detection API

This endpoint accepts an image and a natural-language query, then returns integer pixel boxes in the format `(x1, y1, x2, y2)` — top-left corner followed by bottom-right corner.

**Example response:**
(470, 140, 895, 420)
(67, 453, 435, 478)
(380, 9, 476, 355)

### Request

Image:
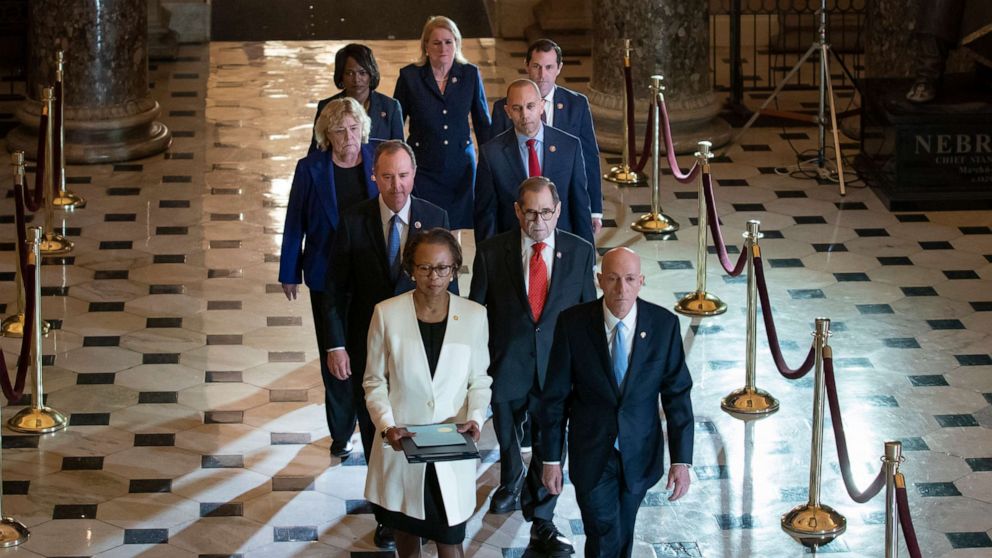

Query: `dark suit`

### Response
(541, 298, 694, 558)
(309, 91, 405, 154)
(279, 145, 379, 444)
(324, 195, 455, 460)
(492, 86, 603, 214)
(474, 126, 593, 245)
(469, 228, 596, 522)
(393, 62, 491, 229)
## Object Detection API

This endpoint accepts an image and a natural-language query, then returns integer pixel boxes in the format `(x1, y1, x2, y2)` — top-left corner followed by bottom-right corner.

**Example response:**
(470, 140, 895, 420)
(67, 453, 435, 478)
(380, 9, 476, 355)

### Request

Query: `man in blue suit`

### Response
(491, 39, 603, 234)
(323, 140, 452, 552)
(469, 177, 595, 554)
(541, 248, 695, 558)
(474, 79, 594, 245)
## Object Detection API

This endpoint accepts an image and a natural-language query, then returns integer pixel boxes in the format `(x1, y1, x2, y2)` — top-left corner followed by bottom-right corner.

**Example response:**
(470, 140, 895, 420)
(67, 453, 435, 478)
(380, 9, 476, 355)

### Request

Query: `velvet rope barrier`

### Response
(753, 256, 816, 379)
(823, 354, 886, 503)
(701, 172, 747, 276)
(52, 80, 63, 198)
(896, 481, 924, 558)
(0, 184, 39, 403)
(25, 111, 49, 213)
(624, 65, 637, 164)
(658, 98, 701, 184)
(632, 106, 654, 173)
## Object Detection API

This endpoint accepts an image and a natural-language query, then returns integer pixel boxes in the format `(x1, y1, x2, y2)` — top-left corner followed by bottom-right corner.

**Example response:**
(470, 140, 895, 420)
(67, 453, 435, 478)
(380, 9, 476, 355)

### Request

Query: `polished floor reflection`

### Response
(0, 38, 990, 557)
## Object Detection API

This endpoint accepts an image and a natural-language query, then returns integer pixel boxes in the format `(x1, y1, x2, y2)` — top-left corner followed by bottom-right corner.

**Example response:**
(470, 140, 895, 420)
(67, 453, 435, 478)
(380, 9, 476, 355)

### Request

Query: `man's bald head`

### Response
(598, 247, 644, 319)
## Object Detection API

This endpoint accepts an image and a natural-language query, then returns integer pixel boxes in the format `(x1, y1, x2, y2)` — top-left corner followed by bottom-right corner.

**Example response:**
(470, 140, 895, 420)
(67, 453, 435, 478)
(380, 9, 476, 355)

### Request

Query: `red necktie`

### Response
(526, 138, 541, 177)
(528, 242, 548, 322)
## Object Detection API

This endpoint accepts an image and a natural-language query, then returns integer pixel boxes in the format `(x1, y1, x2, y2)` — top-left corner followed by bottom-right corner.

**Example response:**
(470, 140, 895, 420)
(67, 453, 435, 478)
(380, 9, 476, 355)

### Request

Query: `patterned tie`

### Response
(541, 105, 547, 124)
(527, 242, 548, 322)
(387, 214, 401, 282)
(612, 320, 628, 451)
(526, 138, 541, 177)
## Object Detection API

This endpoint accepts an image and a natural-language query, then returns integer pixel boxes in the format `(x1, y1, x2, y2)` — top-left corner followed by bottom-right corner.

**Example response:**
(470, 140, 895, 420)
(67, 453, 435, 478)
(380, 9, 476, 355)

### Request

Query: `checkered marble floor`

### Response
(0, 38, 989, 557)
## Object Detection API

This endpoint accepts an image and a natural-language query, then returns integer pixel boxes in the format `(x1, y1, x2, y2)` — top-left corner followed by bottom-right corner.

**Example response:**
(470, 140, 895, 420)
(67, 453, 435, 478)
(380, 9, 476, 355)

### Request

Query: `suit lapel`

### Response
(542, 127, 557, 178)
(587, 302, 620, 398)
(553, 87, 566, 123)
(501, 133, 527, 183)
(420, 64, 444, 100)
(503, 229, 532, 320)
(540, 231, 567, 323)
(309, 153, 339, 229)
(361, 145, 378, 199)
(620, 299, 649, 397)
(363, 200, 391, 279)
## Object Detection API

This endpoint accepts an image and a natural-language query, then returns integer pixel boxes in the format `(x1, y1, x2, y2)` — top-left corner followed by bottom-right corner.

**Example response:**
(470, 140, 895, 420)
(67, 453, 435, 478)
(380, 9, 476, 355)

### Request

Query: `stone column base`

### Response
(589, 88, 731, 155)
(7, 96, 171, 164)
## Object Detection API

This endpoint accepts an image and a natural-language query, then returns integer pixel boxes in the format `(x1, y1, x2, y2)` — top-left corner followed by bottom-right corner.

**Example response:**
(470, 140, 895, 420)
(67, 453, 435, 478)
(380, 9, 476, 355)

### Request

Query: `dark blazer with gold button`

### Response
(393, 61, 492, 230)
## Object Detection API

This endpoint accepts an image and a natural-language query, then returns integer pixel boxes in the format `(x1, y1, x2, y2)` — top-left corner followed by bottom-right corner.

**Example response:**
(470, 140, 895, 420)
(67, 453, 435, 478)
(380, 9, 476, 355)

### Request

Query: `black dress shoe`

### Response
(373, 523, 396, 550)
(529, 519, 575, 554)
(488, 484, 521, 513)
(330, 440, 353, 458)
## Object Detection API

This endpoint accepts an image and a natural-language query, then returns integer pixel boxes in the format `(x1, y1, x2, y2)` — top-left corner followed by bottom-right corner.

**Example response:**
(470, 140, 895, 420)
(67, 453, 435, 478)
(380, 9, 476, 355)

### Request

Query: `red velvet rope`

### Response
(753, 256, 816, 378)
(1, 183, 39, 403)
(701, 172, 747, 276)
(824, 355, 886, 503)
(26, 112, 49, 213)
(52, 81, 63, 198)
(896, 483, 923, 558)
(632, 106, 654, 173)
(623, 65, 636, 164)
(658, 98, 701, 184)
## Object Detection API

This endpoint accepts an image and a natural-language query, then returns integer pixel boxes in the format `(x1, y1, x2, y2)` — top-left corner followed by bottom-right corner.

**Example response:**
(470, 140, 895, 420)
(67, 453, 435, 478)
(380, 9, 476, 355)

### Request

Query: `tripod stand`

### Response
(729, 0, 860, 195)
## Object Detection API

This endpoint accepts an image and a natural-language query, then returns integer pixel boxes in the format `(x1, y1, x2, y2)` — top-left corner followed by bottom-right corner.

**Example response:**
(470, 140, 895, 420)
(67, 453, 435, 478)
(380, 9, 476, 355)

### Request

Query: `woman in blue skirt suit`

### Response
(393, 16, 491, 230)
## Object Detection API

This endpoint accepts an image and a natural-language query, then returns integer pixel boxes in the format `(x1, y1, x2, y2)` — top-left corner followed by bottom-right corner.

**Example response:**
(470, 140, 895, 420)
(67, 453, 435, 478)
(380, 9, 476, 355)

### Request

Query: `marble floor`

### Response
(0, 37, 990, 558)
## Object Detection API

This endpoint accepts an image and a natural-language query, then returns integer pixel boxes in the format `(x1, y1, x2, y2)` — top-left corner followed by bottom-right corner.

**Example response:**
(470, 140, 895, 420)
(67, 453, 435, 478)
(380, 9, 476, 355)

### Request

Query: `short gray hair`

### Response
(314, 97, 371, 152)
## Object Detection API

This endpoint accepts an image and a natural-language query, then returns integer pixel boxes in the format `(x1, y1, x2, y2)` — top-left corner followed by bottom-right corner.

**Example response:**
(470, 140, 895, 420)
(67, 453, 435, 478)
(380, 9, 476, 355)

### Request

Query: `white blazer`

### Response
(363, 291, 492, 525)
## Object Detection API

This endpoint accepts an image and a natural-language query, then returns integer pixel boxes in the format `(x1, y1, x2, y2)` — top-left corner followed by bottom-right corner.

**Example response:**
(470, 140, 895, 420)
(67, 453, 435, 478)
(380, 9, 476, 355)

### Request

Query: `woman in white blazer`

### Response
(363, 228, 492, 558)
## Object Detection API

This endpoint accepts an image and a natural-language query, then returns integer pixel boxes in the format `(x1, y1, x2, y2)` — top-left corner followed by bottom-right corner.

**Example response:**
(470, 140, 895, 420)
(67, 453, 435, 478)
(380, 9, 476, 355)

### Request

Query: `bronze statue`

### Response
(907, 0, 992, 103)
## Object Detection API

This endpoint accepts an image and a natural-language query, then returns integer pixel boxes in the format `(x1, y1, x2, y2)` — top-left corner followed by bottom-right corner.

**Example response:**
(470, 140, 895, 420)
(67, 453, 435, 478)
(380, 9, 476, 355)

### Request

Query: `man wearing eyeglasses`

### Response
(323, 140, 454, 551)
(474, 79, 594, 246)
(469, 176, 596, 554)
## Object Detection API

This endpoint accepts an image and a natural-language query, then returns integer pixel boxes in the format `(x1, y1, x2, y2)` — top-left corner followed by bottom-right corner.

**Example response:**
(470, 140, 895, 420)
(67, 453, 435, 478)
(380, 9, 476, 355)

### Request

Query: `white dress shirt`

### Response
(522, 231, 555, 293)
(603, 301, 636, 371)
(542, 87, 556, 128)
(516, 124, 545, 175)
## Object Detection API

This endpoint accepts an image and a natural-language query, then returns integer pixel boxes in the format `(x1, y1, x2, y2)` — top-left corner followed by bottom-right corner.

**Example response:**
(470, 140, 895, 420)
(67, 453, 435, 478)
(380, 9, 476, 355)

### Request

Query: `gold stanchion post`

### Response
(631, 75, 679, 234)
(604, 39, 647, 186)
(884, 441, 903, 558)
(721, 220, 778, 419)
(37, 87, 73, 256)
(675, 140, 727, 316)
(782, 317, 846, 547)
(51, 50, 86, 211)
(7, 227, 68, 434)
(1, 153, 51, 338)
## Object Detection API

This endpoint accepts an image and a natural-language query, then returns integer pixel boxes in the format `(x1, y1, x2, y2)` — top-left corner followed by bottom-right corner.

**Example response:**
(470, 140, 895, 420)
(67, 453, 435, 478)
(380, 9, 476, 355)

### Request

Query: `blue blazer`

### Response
(492, 86, 602, 214)
(541, 298, 695, 496)
(474, 126, 593, 245)
(278, 143, 378, 290)
(324, 196, 455, 368)
(468, 228, 596, 402)
(309, 90, 404, 154)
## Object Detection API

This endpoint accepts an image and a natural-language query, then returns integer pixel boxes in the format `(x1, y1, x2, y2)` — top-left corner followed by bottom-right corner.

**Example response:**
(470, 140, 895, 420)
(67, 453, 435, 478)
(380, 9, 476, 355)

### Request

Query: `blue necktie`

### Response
(612, 321, 628, 387)
(387, 214, 401, 282)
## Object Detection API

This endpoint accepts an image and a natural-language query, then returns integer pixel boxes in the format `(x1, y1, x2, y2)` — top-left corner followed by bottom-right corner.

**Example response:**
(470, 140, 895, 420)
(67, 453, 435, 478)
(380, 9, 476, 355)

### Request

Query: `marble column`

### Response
(6, 0, 171, 163)
(865, 0, 971, 80)
(588, 0, 729, 154)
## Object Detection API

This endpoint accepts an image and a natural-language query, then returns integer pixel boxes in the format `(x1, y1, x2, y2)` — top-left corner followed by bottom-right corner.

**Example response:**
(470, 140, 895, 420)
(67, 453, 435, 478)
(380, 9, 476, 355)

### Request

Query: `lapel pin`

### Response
(451, 76, 458, 83)
(557, 102, 564, 110)
(453, 315, 459, 321)
(414, 221, 422, 229)
(556, 251, 562, 259)
(549, 145, 557, 153)
(380, 111, 387, 118)
(640, 331, 646, 339)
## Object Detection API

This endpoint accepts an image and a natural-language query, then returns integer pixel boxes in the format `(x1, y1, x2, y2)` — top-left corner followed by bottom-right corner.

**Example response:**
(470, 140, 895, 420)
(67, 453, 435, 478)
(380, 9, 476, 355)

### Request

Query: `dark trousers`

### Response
(575, 450, 646, 558)
(349, 354, 376, 462)
(310, 290, 356, 444)
(492, 384, 559, 522)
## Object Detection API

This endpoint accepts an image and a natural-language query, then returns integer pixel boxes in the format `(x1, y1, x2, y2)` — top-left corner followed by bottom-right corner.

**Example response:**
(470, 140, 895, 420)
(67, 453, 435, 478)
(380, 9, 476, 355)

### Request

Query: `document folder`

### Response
(400, 423, 480, 463)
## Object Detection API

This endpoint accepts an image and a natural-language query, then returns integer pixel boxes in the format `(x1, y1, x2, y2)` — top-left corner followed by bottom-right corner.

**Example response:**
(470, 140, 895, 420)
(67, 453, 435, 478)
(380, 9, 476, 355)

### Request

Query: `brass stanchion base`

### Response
(631, 213, 679, 234)
(0, 313, 51, 338)
(721, 387, 780, 421)
(0, 518, 29, 548)
(603, 165, 647, 186)
(39, 233, 73, 256)
(781, 502, 847, 548)
(51, 192, 87, 211)
(675, 291, 728, 317)
(7, 406, 67, 434)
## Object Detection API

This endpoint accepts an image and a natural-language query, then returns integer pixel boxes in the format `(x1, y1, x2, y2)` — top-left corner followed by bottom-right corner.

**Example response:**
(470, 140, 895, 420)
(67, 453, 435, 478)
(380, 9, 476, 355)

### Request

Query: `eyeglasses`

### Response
(343, 69, 369, 78)
(522, 208, 557, 222)
(414, 264, 456, 277)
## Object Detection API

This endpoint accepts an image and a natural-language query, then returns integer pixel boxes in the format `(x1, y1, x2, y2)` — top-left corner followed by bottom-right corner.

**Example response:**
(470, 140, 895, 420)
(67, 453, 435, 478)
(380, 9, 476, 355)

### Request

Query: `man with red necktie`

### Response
(470, 176, 596, 554)
(474, 79, 594, 245)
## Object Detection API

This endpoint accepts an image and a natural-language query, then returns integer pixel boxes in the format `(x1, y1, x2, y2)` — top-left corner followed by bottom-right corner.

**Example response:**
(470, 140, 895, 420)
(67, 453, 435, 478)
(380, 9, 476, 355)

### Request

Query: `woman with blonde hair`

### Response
(280, 97, 378, 459)
(393, 16, 491, 231)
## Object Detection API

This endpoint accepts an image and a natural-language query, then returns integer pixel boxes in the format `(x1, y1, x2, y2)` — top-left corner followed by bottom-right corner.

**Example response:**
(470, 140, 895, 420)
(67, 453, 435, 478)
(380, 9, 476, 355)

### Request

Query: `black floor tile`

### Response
(695, 465, 729, 480)
(920, 240, 953, 250)
(129, 479, 172, 493)
(69, 413, 111, 426)
(200, 502, 244, 517)
(134, 433, 176, 447)
(658, 260, 693, 270)
(935, 414, 979, 427)
(908, 375, 948, 387)
(77, 373, 116, 385)
(856, 304, 894, 315)
(916, 481, 961, 497)
(3, 480, 30, 495)
(927, 319, 965, 330)
(53, 504, 99, 519)
(147, 317, 183, 328)
(105, 213, 137, 222)
(149, 284, 186, 295)
(202, 455, 244, 468)
(345, 500, 374, 514)
(732, 203, 765, 212)
(714, 513, 757, 530)
(138, 391, 179, 404)
(206, 334, 243, 345)
(943, 269, 980, 280)
(769, 258, 804, 268)
(834, 272, 869, 282)
(99, 241, 133, 250)
(878, 256, 912, 266)
(794, 216, 827, 224)
(123, 528, 169, 544)
(946, 532, 992, 549)
(959, 226, 992, 235)
(717, 178, 748, 186)
(62, 456, 104, 470)
(156, 226, 189, 235)
(83, 336, 120, 347)
(971, 301, 992, 311)
(774, 190, 806, 198)
(956, 354, 992, 366)
(901, 286, 938, 297)
(883, 337, 920, 349)
(788, 289, 824, 300)
(143, 353, 181, 365)
(94, 270, 129, 280)
(2, 436, 39, 449)
(274, 526, 318, 542)
(855, 228, 889, 237)
(965, 457, 992, 472)
(207, 300, 243, 310)
(154, 254, 186, 264)
(900, 437, 930, 451)
(812, 243, 847, 252)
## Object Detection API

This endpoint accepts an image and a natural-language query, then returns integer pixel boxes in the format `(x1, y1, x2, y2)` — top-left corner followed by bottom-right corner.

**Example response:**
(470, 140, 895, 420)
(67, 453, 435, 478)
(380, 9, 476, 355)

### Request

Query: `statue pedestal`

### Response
(858, 75, 992, 210)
